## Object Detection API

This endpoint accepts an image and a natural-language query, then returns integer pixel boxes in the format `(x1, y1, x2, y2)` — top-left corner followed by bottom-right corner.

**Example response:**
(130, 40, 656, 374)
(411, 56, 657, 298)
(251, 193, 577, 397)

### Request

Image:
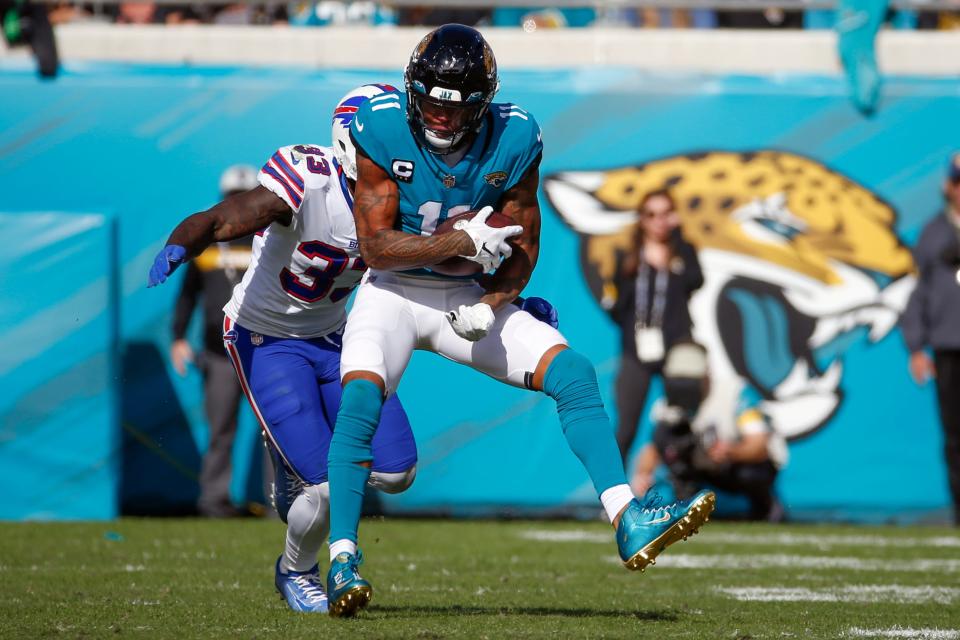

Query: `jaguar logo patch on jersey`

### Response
(544, 150, 915, 441)
(484, 171, 508, 188)
(392, 159, 415, 183)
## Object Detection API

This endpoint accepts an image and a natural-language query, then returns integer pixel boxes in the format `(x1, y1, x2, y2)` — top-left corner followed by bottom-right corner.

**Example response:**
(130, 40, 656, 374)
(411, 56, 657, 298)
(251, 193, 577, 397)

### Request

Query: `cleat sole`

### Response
(624, 491, 716, 571)
(328, 585, 373, 618)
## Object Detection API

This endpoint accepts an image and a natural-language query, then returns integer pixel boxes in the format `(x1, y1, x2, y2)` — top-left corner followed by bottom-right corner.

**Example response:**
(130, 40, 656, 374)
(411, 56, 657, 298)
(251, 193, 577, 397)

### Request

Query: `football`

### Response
(429, 210, 517, 276)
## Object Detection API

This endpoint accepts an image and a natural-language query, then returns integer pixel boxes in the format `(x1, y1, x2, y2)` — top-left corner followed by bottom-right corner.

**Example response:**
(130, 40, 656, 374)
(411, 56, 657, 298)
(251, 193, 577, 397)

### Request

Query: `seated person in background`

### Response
(632, 342, 788, 522)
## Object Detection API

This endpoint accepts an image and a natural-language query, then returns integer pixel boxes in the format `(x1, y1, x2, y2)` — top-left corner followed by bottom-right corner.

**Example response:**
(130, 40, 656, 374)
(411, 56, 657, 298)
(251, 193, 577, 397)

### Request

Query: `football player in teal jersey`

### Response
(324, 24, 716, 617)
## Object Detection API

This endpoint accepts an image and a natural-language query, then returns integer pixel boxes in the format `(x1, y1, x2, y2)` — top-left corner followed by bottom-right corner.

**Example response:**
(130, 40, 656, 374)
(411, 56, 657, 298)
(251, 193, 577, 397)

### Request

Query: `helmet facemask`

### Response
(407, 88, 487, 153)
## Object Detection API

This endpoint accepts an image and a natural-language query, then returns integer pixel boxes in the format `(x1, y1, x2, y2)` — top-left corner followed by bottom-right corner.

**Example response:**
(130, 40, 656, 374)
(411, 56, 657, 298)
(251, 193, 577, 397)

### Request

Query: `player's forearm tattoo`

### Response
(360, 228, 476, 270)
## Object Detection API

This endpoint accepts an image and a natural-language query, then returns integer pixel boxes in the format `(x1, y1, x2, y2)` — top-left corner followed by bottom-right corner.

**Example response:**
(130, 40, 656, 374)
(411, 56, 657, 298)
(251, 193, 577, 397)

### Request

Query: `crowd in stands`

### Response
(42, 2, 960, 29)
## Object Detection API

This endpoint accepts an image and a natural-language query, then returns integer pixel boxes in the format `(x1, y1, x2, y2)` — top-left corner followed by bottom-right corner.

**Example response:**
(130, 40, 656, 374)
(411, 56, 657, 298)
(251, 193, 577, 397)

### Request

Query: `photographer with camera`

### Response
(900, 152, 960, 526)
(631, 342, 787, 522)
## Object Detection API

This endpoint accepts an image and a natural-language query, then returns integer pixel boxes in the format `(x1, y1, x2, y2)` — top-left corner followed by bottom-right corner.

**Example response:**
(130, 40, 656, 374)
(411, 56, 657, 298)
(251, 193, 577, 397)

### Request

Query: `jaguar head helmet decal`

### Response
(544, 151, 915, 439)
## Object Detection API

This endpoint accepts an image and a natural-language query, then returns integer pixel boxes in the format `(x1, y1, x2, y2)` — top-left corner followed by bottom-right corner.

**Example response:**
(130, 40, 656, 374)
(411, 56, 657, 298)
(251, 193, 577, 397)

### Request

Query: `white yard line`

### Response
(719, 585, 960, 604)
(520, 529, 960, 549)
(700, 532, 960, 549)
(603, 554, 960, 572)
(846, 628, 960, 639)
(522, 530, 610, 543)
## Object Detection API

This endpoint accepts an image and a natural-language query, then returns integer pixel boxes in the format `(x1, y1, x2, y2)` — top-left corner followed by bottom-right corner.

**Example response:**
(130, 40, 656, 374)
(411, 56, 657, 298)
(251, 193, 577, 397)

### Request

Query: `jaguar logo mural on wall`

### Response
(544, 150, 916, 440)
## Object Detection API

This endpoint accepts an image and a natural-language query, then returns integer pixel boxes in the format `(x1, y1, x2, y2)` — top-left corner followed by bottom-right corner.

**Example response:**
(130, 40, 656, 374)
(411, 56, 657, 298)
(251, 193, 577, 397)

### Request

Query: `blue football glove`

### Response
(520, 296, 559, 329)
(148, 244, 187, 287)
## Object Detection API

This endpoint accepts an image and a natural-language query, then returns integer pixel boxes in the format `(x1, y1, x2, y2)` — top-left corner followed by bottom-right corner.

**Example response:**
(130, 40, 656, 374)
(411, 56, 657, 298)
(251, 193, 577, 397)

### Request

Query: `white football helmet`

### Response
(331, 83, 396, 181)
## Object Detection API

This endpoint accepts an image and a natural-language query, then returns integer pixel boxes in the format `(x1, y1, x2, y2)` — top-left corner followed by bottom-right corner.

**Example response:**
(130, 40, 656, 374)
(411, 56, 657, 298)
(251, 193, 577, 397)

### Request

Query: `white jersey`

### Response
(223, 144, 365, 339)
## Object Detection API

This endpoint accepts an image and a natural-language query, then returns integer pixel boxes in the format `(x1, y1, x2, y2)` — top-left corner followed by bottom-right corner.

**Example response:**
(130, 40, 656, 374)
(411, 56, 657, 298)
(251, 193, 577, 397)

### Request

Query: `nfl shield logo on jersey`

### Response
(250, 332, 264, 346)
(442, 174, 456, 189)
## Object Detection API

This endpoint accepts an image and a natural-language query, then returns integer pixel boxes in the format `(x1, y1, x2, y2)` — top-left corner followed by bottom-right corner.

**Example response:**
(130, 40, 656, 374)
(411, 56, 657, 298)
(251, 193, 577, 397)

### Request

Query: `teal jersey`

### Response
(349, 91, 543, 248)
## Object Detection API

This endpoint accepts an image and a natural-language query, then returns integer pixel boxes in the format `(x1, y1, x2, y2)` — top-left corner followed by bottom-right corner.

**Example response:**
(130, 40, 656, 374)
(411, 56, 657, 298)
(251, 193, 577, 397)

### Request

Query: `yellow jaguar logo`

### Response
(544, 150, 915, 439)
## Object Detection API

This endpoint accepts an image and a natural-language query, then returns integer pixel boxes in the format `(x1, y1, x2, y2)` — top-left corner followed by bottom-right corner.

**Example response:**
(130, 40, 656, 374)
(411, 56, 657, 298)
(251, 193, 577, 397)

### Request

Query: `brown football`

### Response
(429, 210, 516, 276)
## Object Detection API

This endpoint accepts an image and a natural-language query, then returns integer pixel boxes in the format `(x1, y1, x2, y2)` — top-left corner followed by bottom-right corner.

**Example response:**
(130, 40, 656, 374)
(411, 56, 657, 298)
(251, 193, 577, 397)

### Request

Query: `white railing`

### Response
(26, 25, 958, 75)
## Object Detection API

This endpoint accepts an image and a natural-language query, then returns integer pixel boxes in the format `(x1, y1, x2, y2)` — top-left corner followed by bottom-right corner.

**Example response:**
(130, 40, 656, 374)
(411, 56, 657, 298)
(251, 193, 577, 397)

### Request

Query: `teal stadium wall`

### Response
(1, 62, 957, 521)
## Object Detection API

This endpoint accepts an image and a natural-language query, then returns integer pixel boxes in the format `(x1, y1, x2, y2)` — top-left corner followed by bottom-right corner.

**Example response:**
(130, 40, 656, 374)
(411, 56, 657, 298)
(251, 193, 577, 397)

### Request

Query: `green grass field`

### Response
(2, 517, 959, 639)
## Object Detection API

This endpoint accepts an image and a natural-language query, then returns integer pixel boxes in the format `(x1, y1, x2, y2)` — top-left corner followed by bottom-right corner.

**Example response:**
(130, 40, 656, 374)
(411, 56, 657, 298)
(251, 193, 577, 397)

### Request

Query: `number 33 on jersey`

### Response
(223, 144, 365, 339)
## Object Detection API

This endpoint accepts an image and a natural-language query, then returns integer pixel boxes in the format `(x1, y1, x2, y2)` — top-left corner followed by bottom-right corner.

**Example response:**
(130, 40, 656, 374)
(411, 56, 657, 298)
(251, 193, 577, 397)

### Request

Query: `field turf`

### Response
(2, 518, 959, 639)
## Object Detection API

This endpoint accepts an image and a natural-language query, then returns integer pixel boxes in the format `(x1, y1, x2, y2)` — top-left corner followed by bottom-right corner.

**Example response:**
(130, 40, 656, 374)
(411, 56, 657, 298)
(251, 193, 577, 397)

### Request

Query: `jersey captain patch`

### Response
(392, 159, 415, 182)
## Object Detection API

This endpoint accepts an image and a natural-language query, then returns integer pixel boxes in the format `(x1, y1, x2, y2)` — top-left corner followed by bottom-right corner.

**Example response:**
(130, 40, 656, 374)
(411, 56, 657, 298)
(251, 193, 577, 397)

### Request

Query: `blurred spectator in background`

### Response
(632, 342, 787, 522)
(112, 2, 285, 25)
(1, 0, 58, 77)
(717, 8, 802, 28)
(900, 153, 960, 527)
(115, 1, 158, 24)
(805, 7, 917, 29)
(917, 10, 960, 29)
(491, 6, 595, 30)
(635, 8, 716, 28)
(604, 189, 703, 465)
(288, 0, 393, 27)
(397, 6, 491, 27)
(171, 164, 258, 518)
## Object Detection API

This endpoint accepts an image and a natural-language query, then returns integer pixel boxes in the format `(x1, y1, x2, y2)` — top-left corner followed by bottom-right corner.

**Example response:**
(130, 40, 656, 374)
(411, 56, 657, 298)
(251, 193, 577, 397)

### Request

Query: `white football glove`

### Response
(446, 302, 496, 342)
(455, 206, 524, 273)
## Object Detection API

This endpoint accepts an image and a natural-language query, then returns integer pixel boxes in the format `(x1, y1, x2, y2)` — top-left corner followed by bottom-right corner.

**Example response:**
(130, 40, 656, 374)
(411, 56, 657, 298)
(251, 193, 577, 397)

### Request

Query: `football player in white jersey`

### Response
(148, 84, 558, 614)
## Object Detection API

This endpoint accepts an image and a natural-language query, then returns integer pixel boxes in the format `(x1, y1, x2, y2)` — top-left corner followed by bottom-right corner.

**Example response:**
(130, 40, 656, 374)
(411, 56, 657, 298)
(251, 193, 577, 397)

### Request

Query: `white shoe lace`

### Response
(293, 574, 327, 604)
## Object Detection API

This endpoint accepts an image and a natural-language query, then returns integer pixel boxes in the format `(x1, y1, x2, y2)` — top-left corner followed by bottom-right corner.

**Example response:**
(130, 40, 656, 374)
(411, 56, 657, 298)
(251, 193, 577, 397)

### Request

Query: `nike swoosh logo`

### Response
(290, 153, 301, 165)
(355, 118, 364, 132)
(648, 513, 672, 525)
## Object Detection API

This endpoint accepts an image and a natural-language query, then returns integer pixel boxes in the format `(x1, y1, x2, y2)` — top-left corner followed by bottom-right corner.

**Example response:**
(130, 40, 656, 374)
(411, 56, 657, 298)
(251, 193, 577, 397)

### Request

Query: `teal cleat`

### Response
(616, 489, 716, 571)
(326, 550, 372, 618)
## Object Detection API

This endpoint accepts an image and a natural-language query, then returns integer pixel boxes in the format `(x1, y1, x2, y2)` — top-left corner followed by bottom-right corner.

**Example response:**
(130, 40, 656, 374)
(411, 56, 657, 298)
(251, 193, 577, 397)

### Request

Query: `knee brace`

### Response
(368, 466, 417, 495)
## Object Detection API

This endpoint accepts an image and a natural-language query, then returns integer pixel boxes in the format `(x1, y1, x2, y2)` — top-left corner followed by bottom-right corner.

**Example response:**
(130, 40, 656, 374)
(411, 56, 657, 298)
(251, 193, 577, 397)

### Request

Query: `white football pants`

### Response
(340, 270, 567, 394)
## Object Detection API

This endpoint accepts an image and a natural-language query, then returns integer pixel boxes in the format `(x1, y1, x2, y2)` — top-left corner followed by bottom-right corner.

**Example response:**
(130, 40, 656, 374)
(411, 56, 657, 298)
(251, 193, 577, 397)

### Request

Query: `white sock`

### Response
(600, 484, 635, 523)
(280, 483, 329, 573)
(329, 539, 358, 562)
